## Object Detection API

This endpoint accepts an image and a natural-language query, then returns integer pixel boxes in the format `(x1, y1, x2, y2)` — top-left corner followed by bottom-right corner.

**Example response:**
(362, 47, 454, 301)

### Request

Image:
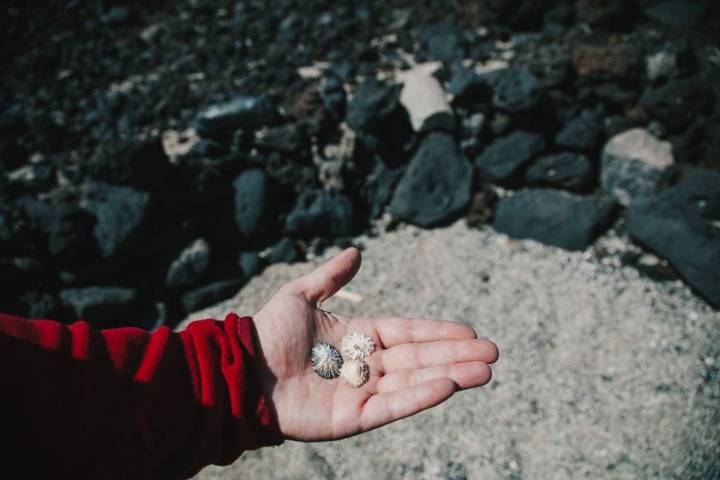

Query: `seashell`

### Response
(341, 332, 376, 360)
(311, 342, 343, 379)
(340, 359, 369, 388)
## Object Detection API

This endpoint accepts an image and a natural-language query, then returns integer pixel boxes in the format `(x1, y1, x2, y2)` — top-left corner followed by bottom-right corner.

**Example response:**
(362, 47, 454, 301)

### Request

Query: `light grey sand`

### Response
(183, 221, 720, 480)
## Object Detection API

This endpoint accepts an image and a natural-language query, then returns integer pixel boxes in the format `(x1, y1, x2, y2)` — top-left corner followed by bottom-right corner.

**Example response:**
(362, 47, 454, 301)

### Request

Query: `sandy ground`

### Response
(182, 221, 720, 480)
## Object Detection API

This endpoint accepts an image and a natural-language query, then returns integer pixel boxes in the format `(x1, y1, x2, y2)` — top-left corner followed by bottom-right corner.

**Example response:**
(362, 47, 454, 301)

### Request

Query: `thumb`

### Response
(284, 247, 362, 305)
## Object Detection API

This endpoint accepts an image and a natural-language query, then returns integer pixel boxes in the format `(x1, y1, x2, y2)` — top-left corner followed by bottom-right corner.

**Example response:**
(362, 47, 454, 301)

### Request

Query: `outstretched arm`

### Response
(0, 247, 498, 478)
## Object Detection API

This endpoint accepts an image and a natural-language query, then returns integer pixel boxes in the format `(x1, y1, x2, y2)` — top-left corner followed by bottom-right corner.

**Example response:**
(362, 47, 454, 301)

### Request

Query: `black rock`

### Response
(359, 157, 405, 219)
(481, 67, 541, 113)
(555, 112, 604, 153)
(447, 63, 492, 108)
(465, 186, 499, 228)
(17, 190, 97, 261)
(422, 23, 464, 62)
(493, 190, 617, 251)
(60, 286, 139, 327)
(346, 79, 399, 136)
(390, 132, 472, 227)
(526, 152, 594, 192)
(254, 123, 307, 152)
(165, 238, 211, 288)
(643, 0, 708, 29)
(233, 169, 269, 238)
(238, 251, 264, 277)
(179, 278, 244, 314)
(80, 182, 151, 258)
(321, 75, 346, 122)
(266, 237, 301, 264)
(285, 190, 354, 238)
(475, 131, 546, 185)
(190, 138, 228, 158)
(196, 95, 278, 137)
(640, 78, 707, 132)
(627, 169, 720, 308)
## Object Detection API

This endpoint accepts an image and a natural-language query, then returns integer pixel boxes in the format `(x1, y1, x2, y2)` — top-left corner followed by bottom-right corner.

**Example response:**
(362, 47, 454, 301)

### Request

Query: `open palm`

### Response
(252, 247, 499, 441)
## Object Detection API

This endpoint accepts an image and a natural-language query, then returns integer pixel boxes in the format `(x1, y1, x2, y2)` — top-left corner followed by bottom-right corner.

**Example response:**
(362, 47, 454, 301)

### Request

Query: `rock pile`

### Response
(1, 0, 719, 326)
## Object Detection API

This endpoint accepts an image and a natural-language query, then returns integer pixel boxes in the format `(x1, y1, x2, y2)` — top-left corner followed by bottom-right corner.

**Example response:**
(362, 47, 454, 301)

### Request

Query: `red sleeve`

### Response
(0, 312, 283, 479)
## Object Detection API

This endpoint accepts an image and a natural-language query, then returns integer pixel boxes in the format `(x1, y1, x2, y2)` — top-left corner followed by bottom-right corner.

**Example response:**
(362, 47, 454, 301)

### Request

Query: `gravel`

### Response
(183, 221, 720, 480)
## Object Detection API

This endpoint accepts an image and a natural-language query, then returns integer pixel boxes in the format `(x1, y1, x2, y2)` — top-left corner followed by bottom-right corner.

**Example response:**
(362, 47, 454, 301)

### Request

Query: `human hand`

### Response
(252, 247, 498, 441)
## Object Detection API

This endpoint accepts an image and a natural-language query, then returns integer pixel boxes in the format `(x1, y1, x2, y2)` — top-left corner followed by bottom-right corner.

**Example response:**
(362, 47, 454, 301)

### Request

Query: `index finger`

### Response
(369, 316, 478, 348)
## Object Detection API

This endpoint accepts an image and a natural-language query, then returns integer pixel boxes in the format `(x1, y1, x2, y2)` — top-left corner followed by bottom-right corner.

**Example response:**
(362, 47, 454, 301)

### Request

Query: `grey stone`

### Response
(80, 182, 151, 258)
(285, 191, 354, 238)
(180, 279, 244, 314)
(628, 169, 720, 308)
(525, 152, 594, 192)
(555, 111, 604, 153)
(390, 132, 472, 227)
(233, 169, 269, 238)
(475, 131, 545, 184)
(60, 286, 138, 327)
(601, 128, 673, 206)
(166, 238, 211, 288)
(493, 189, 616, 251)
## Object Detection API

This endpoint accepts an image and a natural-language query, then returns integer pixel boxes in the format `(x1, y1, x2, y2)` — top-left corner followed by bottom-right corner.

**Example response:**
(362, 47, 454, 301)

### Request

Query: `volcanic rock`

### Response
(165, 238, 211, 288)
(627, 169, 720, 307)
(285, 190, 354, 238)
(233, 169, 269, 238)
(493, 190, 616, 251)
(601, 128, 673, 205)
(80, 182, 151, 258)
(480, 66, 541, 113)
(60, 286, 140, 327)
(180, 278, 244, 314)
(390, 132, 472, 227)
(526, 152, 594, 192)
(555, 111, 604, 153)
(475, 131, 545, 185)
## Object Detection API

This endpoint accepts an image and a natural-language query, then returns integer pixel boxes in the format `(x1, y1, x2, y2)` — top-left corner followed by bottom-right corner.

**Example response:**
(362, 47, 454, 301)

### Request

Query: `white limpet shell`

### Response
(340, 359, 369, 388)
(341, 332, 376, 360)
(311, 342, 343, 379)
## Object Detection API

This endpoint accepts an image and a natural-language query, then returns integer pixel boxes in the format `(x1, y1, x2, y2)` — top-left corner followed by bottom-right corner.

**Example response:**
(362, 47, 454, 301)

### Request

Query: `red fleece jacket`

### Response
(0, 312, 283, 479)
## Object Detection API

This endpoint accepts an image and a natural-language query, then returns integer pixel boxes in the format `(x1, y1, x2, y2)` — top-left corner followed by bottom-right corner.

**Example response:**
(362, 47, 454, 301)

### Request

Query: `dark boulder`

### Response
(233, 169, 269, 238)
(165, 238, 211, 288)
(627, 169, 720, 308)
(85, 139, 172, 191)
(525, 152, 594, 192)
(80, 182, 151, 258)
(196, 95, 278, 137)
(390, 132, 472, 227)
(493, 189, 617, 251)
(179, 278, 244, 314)
(346, 80, 398, 135)
(480, 67, 541, 113)
(640, 77, 707, 132)
(238, 251, 264, 278)
(285, 190, 354, 238)
(447, 63, 492, 109)
(265, 237, 301, 264)
(60, 286, 140, 327)
(17, 189, 97, 261)
(422, 22, 464, 62)
(555, 112, 604, 153)
(475, 131, 545, 185)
